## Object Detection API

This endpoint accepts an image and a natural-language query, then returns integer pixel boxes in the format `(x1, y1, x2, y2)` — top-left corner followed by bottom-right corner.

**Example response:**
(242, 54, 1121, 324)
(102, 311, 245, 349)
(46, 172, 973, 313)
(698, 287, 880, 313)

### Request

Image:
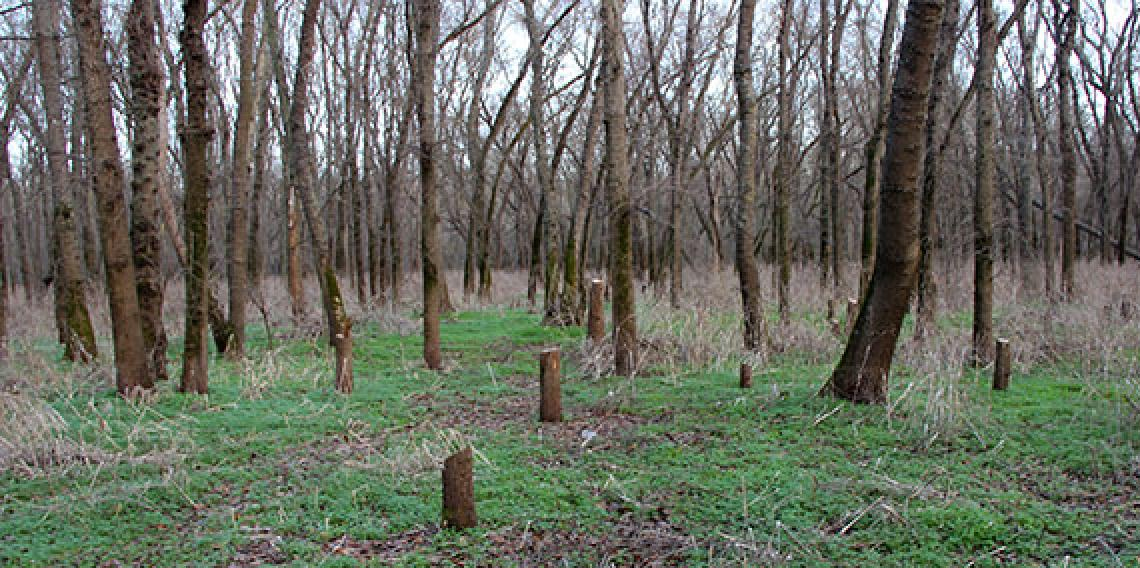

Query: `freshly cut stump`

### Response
(442, 447, 476, 529)
(539, 348, 562, 422)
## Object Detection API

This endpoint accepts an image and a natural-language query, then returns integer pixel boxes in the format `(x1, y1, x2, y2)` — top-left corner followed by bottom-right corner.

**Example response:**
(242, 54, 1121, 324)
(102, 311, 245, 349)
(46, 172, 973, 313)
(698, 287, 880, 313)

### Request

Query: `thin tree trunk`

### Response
(972, 0, 996, 366)
(414, 0, 445, 370)
(1057, 0, 1078, 299)
(71, 0, 152, 395)
(602, 0, 637, 376)
(226, 0, 261, 359)
(822, 0, 944, 404)
(859, 0, 900, 301)
(734, 0, 770, 351)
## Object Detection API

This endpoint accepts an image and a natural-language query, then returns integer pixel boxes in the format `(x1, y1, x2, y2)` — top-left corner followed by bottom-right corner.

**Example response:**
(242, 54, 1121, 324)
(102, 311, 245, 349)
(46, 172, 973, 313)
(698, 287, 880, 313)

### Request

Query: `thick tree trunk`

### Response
(72, 0, 152, 395)
(414, 0, 444, 370)
(126, 0, 169, 379)
(180, 0, 212, 395)
(972, 0, 996, 366)
(602, 0, 637, 376)
(733, 0, 769, 351)
(822, 0, 943, 404)
(34, 0, 98, 363)
(226, 0, 261, 359)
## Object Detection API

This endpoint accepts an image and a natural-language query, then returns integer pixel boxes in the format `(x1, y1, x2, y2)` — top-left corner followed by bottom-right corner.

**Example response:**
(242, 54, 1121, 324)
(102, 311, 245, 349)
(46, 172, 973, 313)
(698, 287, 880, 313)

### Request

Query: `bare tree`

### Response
(1056, 0, 1078, 298)
(823, 0, 944, 404)
(972, 0, 997, 365)
(414, 0, 445, 371)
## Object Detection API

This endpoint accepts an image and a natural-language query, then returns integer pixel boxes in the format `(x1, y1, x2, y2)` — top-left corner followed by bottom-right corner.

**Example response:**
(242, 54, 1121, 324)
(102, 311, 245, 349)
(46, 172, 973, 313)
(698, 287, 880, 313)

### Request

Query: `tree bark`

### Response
(602, 0, 637, 376)
(226, 0, 261, 359)
(414, 0, 445, 371)
(859, 0, 900, 301)
(180, 0, 212, 395)
(1057, 0, 1078, 299)
(71, 0, 153, 396)
(972, 0, 996, 366)
(774, 0, 794, 323)
(288, 0, 354, 393)
(733, 0, 769, 351)
(822, 0, 944, 404)
(34, 0, 98, 363)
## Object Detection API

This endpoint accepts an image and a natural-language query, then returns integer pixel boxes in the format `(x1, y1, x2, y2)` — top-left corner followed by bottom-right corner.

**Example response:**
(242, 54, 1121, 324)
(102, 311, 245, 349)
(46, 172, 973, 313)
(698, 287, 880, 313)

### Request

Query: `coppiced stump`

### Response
(993, 338, 1011, 390)
(72, 0, 152, 395)
(539, 348, 561, 422)
(739, 363, 753, 389)
(441, 448, 476, 529)
(822, 0, 944, 404)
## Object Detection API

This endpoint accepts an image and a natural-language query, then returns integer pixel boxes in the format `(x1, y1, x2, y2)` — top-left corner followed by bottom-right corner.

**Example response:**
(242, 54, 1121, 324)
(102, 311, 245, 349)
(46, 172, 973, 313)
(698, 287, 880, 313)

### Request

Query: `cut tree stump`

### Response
(587, 279, 605, 341)
(993, 338, 1011, 391)
(739, 363, 753, 389)
(442, 447, 476, 529)
(539, 348, 562, 422)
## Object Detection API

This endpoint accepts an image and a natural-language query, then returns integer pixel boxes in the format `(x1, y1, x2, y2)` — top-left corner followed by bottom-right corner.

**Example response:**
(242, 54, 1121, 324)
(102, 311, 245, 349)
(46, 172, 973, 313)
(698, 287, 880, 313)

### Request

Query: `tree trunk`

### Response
(71, 0, 153, 395)
(180, 0, 212, 395)
(822, 0, 944, 404)
(972, 0, 996, 366)
(414, 0, 445, 371)
(860, 0, 900, 301)
(1019, 9, 1054, 298)
(602, 0, 637, 376)
(774, 0, 794, 323)
(914, 0, 958, 340)
(288, 0, 353, 393)
(1057, 0, 1078, 299)
(226, 0, 261, 359)
(34, 0, 98, 363)
(733, 0, 769, 351)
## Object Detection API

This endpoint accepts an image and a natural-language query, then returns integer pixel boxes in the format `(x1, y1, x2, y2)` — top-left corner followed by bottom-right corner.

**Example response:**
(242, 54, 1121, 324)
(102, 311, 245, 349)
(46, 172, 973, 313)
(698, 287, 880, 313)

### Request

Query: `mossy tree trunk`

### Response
(602, 0, 637, 376)
(733, 0, 769, 352)
(34, 0, 97, 363)
(287, 0, 354, 392)
(180, 0, 212, 395)
(71, 0, 152, 396)
(822, 0, 944, 404)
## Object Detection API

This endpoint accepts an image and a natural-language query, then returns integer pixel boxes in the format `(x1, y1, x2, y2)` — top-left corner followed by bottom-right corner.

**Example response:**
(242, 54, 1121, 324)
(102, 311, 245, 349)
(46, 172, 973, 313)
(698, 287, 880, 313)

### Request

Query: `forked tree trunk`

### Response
(602, 0, 637, 376)
(822, 0, 944, 404)
(733, 0, 769, 351)
(288, 0, 353, 393)
(914, 0, 959, 340)
(859, 0, 900, 301)
(226, 0, 261, 359)
(414, 0, 445, 371)
(127, 0, 169, 379)
(180, 0, 212, 395)
(972, 0, 996, 366)
(34, 0, 98, 363)
(71, 0, 152, 396)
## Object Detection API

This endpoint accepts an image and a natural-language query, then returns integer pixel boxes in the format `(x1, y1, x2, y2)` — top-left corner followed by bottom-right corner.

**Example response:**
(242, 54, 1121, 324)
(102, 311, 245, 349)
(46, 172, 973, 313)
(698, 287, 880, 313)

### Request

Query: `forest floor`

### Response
(2, 269, 1139, 567)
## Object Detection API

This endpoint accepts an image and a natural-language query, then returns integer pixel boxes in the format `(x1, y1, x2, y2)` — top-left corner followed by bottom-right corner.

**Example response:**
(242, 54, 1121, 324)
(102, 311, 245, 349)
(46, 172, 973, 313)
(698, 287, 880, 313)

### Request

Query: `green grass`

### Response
(2, 308, 1137, 566)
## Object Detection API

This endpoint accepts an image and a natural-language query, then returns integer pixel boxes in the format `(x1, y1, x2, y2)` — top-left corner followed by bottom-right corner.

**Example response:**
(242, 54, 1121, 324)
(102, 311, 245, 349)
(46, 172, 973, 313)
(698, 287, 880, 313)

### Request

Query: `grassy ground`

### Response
(2, 297, 1139, 566)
